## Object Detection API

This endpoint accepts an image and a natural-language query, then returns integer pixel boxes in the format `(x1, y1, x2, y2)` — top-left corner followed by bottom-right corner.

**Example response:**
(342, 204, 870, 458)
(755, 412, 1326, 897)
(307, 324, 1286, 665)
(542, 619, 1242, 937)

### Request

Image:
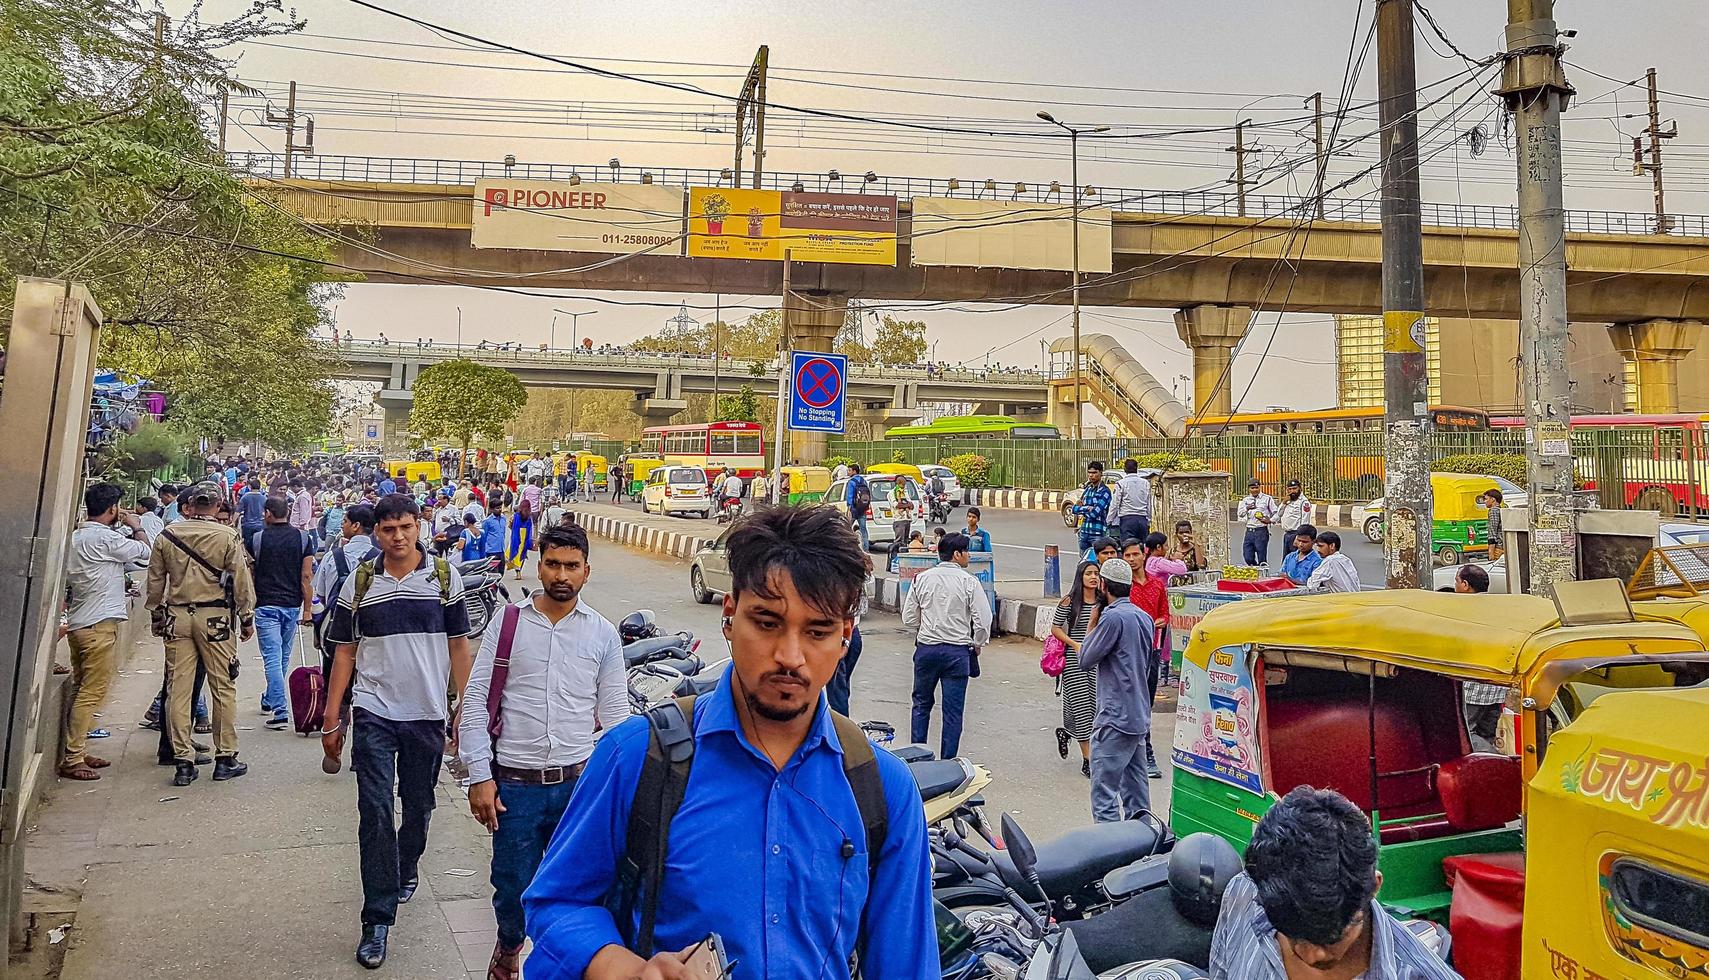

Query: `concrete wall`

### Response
(1435, 319, 1628, 414)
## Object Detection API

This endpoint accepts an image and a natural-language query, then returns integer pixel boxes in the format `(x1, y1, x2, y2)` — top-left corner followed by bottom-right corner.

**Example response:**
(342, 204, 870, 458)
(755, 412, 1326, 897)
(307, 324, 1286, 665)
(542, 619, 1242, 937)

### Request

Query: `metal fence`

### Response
(232, 153, 1709, 239)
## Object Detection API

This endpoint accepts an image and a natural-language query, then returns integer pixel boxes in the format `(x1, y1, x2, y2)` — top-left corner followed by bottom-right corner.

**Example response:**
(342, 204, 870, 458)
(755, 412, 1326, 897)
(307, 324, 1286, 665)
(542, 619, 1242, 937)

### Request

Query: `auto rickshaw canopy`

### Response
(780, 465, 831, 493)
(867, 462, 925, 485)
(1187, 590, 1707, 687)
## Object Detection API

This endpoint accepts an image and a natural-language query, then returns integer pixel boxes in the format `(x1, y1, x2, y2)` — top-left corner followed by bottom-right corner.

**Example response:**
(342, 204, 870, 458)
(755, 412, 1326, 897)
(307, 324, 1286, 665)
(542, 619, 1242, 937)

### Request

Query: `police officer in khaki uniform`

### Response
(145, 482, 257, 787)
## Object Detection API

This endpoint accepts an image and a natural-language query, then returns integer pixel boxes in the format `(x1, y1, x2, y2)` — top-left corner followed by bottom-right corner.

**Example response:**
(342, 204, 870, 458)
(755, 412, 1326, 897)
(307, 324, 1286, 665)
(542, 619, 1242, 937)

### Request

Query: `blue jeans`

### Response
(1242, 526, 1271, 566)
(854, 512, 870, 550)
(253, 605, 300, 718)
(825, 627, 864, 716)
(911, 643, 972, 758)
(1078, 528, 1103, 555)
(490, 776, 579, 948)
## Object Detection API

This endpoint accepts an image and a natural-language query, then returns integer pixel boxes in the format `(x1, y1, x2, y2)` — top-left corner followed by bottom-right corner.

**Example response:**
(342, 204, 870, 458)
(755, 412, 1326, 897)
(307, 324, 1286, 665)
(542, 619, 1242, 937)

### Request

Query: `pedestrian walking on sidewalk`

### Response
(321, 493, 473, 969)
(901, 532, 992, 759)
(60, 483, 153, 780)
(1051, 559, 1108, 778)
(1080, 556, 1157, 822)
(825, 554, 873, 716)
(248, 497, 315, 731)
(458, 524, 630, 980)
(145, 482, 256, 788)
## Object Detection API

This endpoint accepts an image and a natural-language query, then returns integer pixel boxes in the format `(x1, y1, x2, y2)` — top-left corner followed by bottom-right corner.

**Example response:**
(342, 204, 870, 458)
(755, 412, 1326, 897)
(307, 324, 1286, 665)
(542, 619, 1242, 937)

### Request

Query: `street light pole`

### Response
(1038, 110, 1109, 462)
(553, 309, 598, 437)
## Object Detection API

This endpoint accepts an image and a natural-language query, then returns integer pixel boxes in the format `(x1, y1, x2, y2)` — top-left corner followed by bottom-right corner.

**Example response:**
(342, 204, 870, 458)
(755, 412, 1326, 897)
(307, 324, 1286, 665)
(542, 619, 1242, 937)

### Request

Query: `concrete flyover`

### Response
(334, 339, 1049, 446)
(255, 154, 1709, 416)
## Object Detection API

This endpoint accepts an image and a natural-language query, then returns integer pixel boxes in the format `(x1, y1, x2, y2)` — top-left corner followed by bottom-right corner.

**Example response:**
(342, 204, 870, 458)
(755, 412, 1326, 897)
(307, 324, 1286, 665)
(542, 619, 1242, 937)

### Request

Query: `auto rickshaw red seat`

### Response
(1265, 694, 1460, 844)
(1436, 754, 1522, 832)
(1442, 851, 1525, 980)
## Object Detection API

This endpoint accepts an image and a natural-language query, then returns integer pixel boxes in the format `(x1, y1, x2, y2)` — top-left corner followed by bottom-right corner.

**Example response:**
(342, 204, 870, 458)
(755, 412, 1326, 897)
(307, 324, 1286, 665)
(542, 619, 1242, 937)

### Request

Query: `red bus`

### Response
(1492, 413, 1709, 515)
(639, 421, 766, 477)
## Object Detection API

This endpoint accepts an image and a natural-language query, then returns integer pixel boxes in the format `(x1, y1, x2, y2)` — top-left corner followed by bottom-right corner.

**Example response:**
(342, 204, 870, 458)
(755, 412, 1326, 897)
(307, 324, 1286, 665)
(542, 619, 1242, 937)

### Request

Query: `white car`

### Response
(1431, 559, 1510, 593)
(642, 464, 712, 518)
(828, 474, 923, 552)
(919, 464, 964, 506)
(1659, 522, 1709, 547)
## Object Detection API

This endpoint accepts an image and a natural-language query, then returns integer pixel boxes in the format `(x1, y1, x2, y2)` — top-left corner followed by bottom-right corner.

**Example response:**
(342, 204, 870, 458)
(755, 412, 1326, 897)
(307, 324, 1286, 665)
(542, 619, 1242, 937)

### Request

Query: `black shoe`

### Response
(1055, 727, 1071, 760)
(1146, 749, 1162, 780)
(212, 757, 248, 781)
(161, 754, 212, 767)
(172, 762, 197, 787)
(356, 924, 389, 969)
(398, 877, 419, 904)
(1081, 758, 1091, 779)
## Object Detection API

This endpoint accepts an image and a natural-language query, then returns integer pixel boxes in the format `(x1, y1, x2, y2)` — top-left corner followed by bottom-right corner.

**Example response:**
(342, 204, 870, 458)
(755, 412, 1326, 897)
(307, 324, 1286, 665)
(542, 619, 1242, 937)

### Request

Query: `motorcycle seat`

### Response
(455, 558, 494, 575)
(890, 745, 935, 764)
(910, 760, 970, 801)
(994, 819, 1167, 901)
(674, 671, 722, 697)
(623, 635, 688, 666)
(647, 655, 701, 676)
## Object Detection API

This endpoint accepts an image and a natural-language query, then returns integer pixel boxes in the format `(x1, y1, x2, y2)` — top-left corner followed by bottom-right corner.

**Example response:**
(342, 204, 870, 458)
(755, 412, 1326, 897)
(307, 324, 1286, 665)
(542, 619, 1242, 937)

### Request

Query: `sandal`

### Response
(487, 941, 522, 980)
(1055, 727, 1071, 760)
(85, 756, 112, 769)
(58, 763, 100, 781)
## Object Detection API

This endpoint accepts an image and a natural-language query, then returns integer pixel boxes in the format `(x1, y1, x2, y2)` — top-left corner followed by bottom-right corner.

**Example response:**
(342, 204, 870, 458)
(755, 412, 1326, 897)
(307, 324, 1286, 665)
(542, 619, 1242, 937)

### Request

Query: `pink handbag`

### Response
(1041, 635, 1066, 677)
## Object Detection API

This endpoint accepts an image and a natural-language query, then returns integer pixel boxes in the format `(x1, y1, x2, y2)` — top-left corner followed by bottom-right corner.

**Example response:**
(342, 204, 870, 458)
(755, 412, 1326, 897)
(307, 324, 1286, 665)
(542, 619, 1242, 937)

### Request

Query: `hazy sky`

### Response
(201, 0, 1709, 413)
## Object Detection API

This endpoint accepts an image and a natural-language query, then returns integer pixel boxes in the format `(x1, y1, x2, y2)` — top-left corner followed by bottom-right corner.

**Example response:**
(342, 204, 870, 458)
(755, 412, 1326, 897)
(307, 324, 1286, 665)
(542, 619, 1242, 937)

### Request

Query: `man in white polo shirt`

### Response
(321, 493, 473, 970)
(458, 522, 630, 980)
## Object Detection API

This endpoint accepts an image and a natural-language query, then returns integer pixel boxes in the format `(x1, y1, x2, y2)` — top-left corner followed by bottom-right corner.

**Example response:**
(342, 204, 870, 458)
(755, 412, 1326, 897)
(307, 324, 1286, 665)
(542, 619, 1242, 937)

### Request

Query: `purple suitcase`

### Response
(288, 633, 327, 736)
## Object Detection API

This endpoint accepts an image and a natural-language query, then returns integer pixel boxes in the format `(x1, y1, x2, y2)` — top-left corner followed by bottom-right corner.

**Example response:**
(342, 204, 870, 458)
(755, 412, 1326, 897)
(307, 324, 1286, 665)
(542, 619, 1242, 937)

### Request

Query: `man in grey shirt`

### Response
(1077, 556, 1156, 822)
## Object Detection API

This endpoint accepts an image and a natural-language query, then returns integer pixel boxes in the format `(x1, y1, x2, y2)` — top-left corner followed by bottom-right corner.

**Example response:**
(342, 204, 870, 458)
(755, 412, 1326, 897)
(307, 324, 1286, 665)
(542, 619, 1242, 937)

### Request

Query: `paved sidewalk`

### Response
(21, 620, 509, 980)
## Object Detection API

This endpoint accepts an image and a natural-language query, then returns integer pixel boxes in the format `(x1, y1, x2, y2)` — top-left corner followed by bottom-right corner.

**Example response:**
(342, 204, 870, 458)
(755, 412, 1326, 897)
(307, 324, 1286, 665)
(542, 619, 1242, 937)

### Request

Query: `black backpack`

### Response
(610, 695, 889, 966)
(314, 543, 380, 651)
(849, 476, 872, 516)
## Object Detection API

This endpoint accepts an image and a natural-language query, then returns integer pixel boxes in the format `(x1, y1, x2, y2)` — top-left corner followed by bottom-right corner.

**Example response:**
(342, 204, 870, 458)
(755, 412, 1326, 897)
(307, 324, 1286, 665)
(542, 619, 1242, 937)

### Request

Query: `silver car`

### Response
(689, 526, 734, 603)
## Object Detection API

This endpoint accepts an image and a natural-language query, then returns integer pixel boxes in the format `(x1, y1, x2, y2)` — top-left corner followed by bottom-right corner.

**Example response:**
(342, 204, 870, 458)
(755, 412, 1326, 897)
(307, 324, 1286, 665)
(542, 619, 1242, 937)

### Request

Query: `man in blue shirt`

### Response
(478, 510, 505, 560)
(844, 463, 872, 551)
(523, 505, 936, 980)
(237, 477, 268, 552)
(962, 506, 992, 552)
(1281, 524, 1322, 586)
(378, 473, 398, 497)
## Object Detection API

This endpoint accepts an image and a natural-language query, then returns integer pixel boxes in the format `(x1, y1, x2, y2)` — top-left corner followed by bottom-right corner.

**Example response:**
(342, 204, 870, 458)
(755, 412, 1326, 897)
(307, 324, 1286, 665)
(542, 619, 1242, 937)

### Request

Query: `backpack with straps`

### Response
(610, 695, 889, 965)
(349, 554, 452, 639)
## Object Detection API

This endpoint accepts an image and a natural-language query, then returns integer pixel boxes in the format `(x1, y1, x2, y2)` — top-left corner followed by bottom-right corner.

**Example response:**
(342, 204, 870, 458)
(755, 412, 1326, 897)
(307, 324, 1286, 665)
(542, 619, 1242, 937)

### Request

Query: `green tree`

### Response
(869, 316, 929, 365)
(713, 384, 763, 423)
(409, 360, 528, 477)
(0, 0, 342, 447)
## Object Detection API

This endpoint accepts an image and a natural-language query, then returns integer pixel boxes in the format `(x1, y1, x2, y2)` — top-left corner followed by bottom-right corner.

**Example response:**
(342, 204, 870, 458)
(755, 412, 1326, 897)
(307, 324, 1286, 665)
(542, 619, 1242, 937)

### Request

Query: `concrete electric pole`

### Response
(1637, 67, 1676, 235)
(1226, 119, 1254, 217)
(1376, 0, 1433, 590)
(1499, 0, 1578, 596)
(1309, 92, 1327, 219)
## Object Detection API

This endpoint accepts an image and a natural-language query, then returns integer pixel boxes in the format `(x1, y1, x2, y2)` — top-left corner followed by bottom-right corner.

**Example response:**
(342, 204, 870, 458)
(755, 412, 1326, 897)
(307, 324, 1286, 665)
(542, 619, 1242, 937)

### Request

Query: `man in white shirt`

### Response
(136, 495, 165, 543)
(721, 470, 745, 515)
(833, 461, 850, 483)
(1277, 479, 1314, 554)
(1306, 530, 1361, 593)
(1236, 478, 1278, 567)
(459, 523, 629, 979)
(61, 484, 153, 780)
(901, 532, 992, 758)
(1110, 458, 1154, 544)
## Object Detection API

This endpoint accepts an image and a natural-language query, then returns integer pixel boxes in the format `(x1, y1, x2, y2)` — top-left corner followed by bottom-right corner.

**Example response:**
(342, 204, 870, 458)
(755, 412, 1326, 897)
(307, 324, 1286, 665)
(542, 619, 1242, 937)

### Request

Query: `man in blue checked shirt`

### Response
(523, 505, 935, 980)
(1073, 461, 1112, 555)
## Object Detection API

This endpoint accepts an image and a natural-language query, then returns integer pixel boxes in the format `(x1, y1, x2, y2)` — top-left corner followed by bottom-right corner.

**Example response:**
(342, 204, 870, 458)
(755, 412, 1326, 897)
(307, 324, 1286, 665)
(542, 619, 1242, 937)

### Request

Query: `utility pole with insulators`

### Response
(1226, 119, 1254, 217)
(1309, 92, 1326, 219)
(1375, 0, 1432, 590)
(1638, 67, 1676, 235)
(265, 80, 315, 179)
(1498, 0, 1577, 596)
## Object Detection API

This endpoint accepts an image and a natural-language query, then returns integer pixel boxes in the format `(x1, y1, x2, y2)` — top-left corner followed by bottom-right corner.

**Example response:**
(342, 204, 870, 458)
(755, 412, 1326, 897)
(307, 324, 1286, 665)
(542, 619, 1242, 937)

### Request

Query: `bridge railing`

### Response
(322, 339, 1047, 386)
(235, 152, 1709, 238)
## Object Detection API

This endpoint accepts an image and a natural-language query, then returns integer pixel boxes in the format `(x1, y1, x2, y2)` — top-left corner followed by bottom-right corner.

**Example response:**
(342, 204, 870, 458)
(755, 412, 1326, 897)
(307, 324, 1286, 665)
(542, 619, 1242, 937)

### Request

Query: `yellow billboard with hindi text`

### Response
(688, 187, 897, 265)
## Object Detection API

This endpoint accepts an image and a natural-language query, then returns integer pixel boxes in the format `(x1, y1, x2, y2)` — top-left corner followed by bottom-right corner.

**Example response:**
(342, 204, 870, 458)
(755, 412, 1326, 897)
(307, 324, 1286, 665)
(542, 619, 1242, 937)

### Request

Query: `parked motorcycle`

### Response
(620, 609, 720, 711)
(933, 809, 1173, 921)
(456, 555, 510, 638)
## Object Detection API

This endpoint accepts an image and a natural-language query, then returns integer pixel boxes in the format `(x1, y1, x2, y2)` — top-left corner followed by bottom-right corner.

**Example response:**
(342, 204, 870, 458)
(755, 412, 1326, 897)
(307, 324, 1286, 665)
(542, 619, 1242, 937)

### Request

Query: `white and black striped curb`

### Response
(568, 507, 1057, 638)
(964, 489, 1368, 530)
(567, 508, 716, 561)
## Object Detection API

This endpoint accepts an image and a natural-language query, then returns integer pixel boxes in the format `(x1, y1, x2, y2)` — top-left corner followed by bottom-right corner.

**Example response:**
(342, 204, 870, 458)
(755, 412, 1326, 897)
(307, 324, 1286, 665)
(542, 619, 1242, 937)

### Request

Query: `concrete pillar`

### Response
(1173, 304, 1252, 418)
(1608, 319, 1705, 414)
(787, 291, 848, 463)
(1046, 383, 1079, 434)
(376, 389, 414, 454)
(630, 397, 689, 426)
(850, 406, 922, 441)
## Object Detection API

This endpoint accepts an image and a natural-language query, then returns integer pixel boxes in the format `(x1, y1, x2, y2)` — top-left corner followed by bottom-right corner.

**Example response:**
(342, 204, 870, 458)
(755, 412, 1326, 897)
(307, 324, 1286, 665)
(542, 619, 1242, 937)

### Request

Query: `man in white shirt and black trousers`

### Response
(457, 523, 630, 980)
(321, 493, 473, 969)
(902, 531, 992, 759)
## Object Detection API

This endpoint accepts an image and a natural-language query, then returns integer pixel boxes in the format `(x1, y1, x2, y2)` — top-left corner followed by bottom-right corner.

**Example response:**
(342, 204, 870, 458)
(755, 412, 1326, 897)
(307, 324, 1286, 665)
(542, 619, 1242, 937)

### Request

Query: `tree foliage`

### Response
(839, 315, 929, 365)
(712, 384, 763, 424)
(410, 360, 528, 456)
(0, 0, 341, 448)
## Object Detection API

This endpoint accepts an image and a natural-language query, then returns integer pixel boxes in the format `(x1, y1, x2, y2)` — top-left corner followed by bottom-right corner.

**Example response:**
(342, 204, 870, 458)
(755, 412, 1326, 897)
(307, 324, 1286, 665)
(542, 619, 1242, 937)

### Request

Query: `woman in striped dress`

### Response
(1053, 560, 1107, 778)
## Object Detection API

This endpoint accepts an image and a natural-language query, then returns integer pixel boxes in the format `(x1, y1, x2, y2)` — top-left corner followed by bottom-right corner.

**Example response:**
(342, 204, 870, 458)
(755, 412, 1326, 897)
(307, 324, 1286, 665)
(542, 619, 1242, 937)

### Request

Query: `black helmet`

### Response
(619, 609, 658, 643)
(1167, 833, 1243, 926)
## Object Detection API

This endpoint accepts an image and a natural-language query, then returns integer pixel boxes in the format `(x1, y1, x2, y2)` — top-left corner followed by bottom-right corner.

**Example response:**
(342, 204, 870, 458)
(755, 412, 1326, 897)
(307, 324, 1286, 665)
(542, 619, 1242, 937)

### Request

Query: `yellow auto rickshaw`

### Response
(780, 465, 831, 505)
(1359, 472, 1511, 566)
(1523, 685, 1709, 978)
(1172, 582, 1709, 921)
(573, 453, 609, 491)
(868, 462, 925, 486)
(627, 457, 666, 499)
(385, 459, 442, 485)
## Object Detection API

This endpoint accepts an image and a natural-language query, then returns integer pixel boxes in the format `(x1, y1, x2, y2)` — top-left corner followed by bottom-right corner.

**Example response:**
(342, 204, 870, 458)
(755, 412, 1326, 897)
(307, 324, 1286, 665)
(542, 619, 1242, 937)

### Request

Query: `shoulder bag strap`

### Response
(830, 710, 889, 977)
(616, 694, 698, 957)
(485, 603, 521, 742)
(160, 528, 223, 580)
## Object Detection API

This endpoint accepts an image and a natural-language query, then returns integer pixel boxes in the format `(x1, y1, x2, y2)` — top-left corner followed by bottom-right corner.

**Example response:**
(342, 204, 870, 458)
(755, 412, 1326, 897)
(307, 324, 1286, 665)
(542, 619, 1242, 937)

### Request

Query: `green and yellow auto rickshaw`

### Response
(780, 465, 831, 505)
(1172, 586, 1709, 920)
(1359, 472, 1516, 565)
(626, 457, 666, 499)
